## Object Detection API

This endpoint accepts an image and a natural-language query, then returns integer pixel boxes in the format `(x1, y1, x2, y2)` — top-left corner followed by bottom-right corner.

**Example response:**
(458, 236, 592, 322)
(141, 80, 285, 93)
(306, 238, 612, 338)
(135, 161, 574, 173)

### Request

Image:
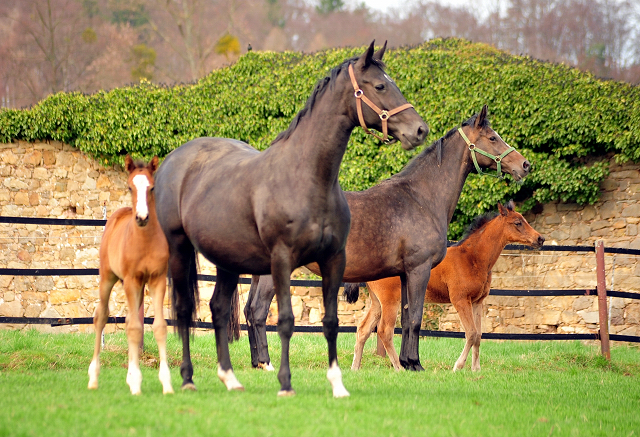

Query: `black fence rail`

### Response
(2, 216, 640, 353)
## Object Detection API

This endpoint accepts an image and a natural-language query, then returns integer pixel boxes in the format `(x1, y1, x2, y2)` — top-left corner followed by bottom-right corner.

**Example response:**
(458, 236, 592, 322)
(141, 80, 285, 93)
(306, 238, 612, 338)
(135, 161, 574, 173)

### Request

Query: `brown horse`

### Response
(245, 105, 532, 372)
(88, 155, 173, 395)
(347, 201, 544, 372)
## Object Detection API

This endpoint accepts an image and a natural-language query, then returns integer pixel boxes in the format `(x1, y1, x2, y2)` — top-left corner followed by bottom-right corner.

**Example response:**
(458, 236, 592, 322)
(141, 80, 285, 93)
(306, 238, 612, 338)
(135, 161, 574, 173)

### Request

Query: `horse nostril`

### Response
(523, 160, 531, 172)
(538, 236, 545, 246)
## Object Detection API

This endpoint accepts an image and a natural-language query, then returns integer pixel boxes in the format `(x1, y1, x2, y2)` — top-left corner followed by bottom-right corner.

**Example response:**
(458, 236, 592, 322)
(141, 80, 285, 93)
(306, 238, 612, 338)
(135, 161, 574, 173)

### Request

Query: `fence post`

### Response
(595, 240, 611, 360)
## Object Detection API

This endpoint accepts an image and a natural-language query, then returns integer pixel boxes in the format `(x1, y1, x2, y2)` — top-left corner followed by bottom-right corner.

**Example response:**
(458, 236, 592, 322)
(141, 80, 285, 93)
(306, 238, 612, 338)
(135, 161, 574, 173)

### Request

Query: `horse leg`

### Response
(123, 277, 144, 395)
(470, 298, 485, 371)
(319, 251, 349, 398)
(168, 236, 198, 390)
(88, 272, 117, 390)
(378, 290, 402, 371)
(351, 288, 381, 370)
(452, 297, 478, 372)
(245, 275, 276, 371)
(399, 265, 431, 371)
(210, 268, 244, 391)
(149, 274, 174, 394)
(270, 245, 296, 396)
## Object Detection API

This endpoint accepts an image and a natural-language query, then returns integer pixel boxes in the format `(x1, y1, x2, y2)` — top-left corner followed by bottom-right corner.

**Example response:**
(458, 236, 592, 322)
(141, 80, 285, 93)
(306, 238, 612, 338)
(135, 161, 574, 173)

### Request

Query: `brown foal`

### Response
(88, 155, 173, 395)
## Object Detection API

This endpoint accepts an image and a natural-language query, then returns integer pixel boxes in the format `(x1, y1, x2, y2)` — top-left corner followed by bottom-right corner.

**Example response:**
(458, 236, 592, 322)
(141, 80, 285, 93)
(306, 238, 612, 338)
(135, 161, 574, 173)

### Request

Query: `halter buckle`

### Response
(379, 110, 389, 120)
(354, 89, 363, 98)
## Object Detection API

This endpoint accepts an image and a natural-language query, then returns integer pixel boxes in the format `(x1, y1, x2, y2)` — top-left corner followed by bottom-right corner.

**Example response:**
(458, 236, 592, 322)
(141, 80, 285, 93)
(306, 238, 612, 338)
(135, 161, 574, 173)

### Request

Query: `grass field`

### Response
(0, 328, 638, 437)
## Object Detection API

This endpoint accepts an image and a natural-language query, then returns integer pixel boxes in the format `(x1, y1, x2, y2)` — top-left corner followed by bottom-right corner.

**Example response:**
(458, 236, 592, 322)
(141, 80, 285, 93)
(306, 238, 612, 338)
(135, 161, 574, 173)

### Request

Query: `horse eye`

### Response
(150, 187, 155, 192)
(489, 136, 496, 141)
(128, 187, 132, 192)
(375, 84, 385, 91)
(515, 220, 522, 226)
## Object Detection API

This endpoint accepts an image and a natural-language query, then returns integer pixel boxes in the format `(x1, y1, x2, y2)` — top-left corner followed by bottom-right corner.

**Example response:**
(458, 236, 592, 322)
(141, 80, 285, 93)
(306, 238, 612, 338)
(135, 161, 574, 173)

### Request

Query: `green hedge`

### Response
(2, 38, 638, 238)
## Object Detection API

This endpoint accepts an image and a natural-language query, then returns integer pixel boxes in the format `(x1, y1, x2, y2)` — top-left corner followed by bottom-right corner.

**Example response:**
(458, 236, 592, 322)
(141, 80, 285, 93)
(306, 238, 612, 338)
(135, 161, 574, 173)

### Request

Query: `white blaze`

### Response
(132, 174, 150, 220)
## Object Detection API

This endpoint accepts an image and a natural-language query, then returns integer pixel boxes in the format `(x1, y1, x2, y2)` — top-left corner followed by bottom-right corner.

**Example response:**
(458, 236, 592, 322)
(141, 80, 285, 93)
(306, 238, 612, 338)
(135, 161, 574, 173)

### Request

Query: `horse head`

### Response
(349, 41, 428, 151)
(458, 105, 531, 181)
(498, 201, 545, 248)
(125, 155, 159, 227)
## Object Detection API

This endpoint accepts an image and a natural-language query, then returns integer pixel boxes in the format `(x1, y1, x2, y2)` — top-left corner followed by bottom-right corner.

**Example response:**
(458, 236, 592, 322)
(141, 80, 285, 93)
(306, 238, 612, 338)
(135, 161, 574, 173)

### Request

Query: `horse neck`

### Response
(272, 88, 354, 187)
(459, 218, 508, 272)
(399, 134, 473, 223)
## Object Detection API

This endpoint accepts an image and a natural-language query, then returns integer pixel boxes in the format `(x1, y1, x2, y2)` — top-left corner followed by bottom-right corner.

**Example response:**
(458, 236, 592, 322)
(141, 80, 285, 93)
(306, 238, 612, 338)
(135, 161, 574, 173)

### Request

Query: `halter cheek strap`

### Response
(457, 127, 516, 179)
(348, 63, 414, 143)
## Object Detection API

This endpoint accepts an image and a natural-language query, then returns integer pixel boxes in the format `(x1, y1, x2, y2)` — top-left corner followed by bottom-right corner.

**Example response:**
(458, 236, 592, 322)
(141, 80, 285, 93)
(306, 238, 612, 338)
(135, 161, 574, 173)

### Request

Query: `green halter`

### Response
(457, 127, 516, 179)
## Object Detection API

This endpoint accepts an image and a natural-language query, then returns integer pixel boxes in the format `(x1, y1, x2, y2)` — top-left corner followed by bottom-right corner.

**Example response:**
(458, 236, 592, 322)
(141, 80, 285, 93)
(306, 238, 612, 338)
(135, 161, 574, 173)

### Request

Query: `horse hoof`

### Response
(258, 362, 275, 372)
(277, 389, 296, 397)
(181, 382, 197, 391)
(87, 380, 98, 390)
(163, 387, 175, 394)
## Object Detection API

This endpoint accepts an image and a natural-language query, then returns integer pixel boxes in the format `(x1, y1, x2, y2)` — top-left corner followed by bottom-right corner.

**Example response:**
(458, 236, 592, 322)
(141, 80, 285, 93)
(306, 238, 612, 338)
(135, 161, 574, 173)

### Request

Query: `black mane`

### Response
(401, 110, 491, 174)
(271, 55, 386, 145)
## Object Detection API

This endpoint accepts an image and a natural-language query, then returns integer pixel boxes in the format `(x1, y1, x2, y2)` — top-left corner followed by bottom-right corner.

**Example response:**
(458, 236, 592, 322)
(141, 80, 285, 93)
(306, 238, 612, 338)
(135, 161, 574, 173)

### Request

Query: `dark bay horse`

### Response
(245, 105, 531, 371)
(89, 156, 173, 395)
(348, 201, 544, 371)
(154, 41, 428, 397)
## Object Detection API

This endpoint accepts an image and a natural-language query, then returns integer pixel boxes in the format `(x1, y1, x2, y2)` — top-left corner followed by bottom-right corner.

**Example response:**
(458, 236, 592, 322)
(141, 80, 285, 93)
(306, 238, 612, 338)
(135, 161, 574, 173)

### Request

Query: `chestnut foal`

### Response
(88, 156, 173, 395)
(348, 201, 544, 372)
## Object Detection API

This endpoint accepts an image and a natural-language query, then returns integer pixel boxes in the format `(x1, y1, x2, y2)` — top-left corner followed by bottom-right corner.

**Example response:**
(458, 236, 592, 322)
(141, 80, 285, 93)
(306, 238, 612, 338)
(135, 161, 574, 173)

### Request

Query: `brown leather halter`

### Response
(348, 63, 414, 143)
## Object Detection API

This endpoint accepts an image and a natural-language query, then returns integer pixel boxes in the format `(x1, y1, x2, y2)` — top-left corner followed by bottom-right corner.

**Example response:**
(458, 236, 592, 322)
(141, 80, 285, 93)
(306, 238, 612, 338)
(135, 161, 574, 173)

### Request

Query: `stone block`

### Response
(14, 192, 29, 205)
(24, 303, 43, 317)
(50, 289, 82, 305)
(599, 201, 619, 219)
(577, 310, 599, 324)
(0, 300, 24, 317)
(622, 204, 640, 218)
(572, 296, 593, 311)
(34, 276, 54, 292)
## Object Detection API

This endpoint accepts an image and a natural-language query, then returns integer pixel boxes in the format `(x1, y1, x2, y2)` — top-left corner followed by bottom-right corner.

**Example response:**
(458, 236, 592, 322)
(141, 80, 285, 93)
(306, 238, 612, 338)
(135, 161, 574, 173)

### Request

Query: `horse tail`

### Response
(228, 286, 240, 343)
(169, 248, 200, 338)
(343, 282, 363, 304)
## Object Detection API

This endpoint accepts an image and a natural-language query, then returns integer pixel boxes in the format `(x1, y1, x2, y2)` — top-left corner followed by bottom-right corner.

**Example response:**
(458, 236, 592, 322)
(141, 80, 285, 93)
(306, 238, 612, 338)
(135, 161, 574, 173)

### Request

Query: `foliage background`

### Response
(1, 38, 638, 237)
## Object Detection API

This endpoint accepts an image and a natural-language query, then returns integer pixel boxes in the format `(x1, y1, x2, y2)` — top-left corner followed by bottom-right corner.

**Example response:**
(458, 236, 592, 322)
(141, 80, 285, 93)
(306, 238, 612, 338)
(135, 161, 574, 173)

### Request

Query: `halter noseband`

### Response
(348, 63, 414, 143)
(457, 127, 516, 179)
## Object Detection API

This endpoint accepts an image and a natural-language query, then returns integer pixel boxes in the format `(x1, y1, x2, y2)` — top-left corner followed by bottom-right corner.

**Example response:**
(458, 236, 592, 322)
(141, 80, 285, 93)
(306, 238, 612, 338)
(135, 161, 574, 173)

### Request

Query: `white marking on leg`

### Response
(126, 362, 142, 395)
(132, 174, 150, 221)
(159, 361, 174, 394)
(257, 362, 275, 371)
(88, 359, 100, 389)
(217, 364, 244, 391)
(327, 360, 350, 398)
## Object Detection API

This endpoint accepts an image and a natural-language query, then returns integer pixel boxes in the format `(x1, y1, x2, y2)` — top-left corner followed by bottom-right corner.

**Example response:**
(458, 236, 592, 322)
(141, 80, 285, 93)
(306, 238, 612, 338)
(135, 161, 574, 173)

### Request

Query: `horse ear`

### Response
(355, 40, 376, 71)
(125, 155, 135, 173)
(498, 203, 508, 216)
(474, 104, 488, 129)
(149, 156, 159, 174)
(373, 40, 387, 61)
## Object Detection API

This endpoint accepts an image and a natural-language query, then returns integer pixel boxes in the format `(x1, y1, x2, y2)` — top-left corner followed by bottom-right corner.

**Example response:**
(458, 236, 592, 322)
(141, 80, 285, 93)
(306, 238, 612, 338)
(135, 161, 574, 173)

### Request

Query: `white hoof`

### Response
(126, 366, 142, 395)
(327, 361, 350, 398)
(88, 360, 100, 390)
(159, 361, 174, 394)
(277, 389, 296, 397)
(217, 365, 244, 391)
(258, 362, 275, 372)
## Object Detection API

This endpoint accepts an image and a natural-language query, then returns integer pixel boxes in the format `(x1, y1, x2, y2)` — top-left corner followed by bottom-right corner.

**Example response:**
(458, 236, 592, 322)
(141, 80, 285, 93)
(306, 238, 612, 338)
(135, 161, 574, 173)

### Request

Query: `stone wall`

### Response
(0, 142, 638, 338)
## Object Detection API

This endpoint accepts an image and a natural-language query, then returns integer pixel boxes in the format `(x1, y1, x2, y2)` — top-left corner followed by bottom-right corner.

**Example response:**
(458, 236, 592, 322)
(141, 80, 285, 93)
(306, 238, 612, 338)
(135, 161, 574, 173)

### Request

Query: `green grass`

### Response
(0, 329, 639, 437)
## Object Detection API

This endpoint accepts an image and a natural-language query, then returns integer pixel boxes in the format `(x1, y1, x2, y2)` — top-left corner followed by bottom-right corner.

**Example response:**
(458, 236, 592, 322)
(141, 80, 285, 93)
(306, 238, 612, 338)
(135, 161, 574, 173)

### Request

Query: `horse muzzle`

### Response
(135, 215, 149, 227)
(396, 119, 429, 151)
(510, 159, 531, 182)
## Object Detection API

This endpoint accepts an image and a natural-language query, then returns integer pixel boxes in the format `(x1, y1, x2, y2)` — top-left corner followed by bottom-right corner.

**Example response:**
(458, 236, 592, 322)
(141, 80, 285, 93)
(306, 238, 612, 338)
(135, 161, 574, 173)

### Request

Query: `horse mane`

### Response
(271, 55, 386, 145)
(400, 110, 491, 174)
(453, 200, 515, 245)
